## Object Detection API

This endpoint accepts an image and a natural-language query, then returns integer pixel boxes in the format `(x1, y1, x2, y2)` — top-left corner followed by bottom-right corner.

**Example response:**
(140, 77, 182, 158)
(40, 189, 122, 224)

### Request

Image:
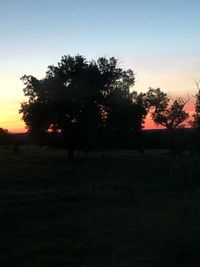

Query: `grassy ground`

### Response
(1, 146, 200, 266)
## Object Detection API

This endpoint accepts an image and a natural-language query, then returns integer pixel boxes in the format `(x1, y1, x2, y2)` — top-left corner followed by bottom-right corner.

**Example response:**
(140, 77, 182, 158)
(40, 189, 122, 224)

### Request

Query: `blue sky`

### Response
(0, 0, 200, 131)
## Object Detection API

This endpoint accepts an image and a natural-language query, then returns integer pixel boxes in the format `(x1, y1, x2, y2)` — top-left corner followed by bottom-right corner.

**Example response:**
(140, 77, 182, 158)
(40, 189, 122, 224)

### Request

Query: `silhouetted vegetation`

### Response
(19, 55, 153, 158)
(190, 81, 200, 128)
(0, 128, 11, 145)
(19, 55, 196, 156)
(147, 88, 189, 130)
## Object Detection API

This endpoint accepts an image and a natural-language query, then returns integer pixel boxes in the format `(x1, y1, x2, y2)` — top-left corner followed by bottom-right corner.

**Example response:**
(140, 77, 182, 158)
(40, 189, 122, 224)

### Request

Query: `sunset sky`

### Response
(0, 0, 200, 132)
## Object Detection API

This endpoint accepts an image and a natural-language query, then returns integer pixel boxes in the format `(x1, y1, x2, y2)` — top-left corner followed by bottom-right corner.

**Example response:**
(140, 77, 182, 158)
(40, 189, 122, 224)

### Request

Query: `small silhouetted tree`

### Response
(147, 88, 189, 151)
(20, 55, 145, 159)
(0, 128, 9, 145)
(146, 88, 189, 129)
(190, 81, 200, 152)
(152, 98, 189, 130)
(190, 81, 200, 128)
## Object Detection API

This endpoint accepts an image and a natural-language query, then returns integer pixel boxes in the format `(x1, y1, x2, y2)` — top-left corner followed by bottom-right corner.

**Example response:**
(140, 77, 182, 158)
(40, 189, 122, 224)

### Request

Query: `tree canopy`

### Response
(20, 55, 147, 157)
(190, 81, 200, 128)
(146, 88, 189, 130)
(0, 128, 10, 145)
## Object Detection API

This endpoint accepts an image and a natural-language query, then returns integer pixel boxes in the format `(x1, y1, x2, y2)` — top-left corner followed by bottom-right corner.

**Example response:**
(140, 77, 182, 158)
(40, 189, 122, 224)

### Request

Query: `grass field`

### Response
(1, 146, 200, 266)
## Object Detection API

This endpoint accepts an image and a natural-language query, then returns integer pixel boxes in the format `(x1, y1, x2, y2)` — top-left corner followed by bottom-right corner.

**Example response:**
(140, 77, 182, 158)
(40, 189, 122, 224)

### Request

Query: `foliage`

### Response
(146, 87, 169, 111)
(190, 81, 200, 128)
(0, 127, 8, 136)
(147, 88, 189, 130)
(0, 128, 10, 145)
(19, 55, 147, 154)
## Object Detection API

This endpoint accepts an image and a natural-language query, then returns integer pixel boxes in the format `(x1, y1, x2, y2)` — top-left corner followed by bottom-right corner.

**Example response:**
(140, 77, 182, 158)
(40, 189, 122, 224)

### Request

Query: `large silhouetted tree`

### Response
(20, 55, 146, 158)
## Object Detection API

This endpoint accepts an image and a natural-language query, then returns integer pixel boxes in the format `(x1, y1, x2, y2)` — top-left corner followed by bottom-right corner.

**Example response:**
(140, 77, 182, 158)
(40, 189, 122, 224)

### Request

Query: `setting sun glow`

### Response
(0, 1, 200, 133)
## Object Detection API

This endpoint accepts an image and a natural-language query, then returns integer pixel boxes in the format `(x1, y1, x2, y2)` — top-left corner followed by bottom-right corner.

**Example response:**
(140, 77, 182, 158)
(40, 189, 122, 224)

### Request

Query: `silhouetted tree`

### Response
(147, 88, 189, 152)
(20, 55, 145, 158)
(146, 88, 169, 112)
(190, 81, 200, 128)
(189, 81, 200, 152)
(152, 98, 189, 130)
(0, 128, 9, 145)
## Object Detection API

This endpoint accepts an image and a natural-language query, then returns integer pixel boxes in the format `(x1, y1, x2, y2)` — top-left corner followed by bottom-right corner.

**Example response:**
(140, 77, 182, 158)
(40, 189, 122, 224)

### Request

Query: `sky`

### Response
(0, 0, 200, 132)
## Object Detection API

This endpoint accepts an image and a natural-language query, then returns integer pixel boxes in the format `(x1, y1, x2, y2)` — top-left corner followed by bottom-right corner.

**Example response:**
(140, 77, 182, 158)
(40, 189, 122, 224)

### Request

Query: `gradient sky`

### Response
(1, 0, 200, 132)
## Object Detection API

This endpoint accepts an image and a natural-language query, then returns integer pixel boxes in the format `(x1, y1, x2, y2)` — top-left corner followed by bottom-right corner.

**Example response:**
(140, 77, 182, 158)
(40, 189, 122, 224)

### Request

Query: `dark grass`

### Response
(1, 146, 200, 266)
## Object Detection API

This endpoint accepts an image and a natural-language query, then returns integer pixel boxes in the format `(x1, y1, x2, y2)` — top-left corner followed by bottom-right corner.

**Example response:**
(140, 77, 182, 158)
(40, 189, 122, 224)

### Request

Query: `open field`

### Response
(1, 146, 200, 266)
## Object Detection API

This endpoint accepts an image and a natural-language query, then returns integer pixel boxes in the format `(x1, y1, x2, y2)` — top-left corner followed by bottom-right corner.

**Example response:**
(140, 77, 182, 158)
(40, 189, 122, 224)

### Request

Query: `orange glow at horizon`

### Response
(0, 99, 26, 133)
(0, 97, 196, 133)
(144, 99, 195, 129)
